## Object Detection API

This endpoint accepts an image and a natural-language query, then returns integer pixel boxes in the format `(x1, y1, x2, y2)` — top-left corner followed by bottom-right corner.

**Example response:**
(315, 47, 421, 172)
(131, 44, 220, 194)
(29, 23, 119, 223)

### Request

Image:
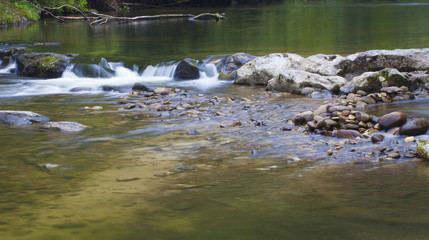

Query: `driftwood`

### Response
(24, 1, 225, 26)
(66, 12, 226, 26)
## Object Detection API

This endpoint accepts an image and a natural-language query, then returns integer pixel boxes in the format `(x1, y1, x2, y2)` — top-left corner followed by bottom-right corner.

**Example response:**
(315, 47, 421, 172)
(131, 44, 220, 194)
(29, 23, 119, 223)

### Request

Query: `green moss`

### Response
(417, 140, 429, 159)
(40, 56, 61, 66)
(218, 71, 236, 80)
(378, 69, 409, 88)
(362, 75, 382, 93)
(0, 0, 88, 25)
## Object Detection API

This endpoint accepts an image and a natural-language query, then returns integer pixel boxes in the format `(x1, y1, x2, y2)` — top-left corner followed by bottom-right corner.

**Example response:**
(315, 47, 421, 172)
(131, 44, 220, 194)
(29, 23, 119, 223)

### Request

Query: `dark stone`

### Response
(16, 53, 70, 78)
(0, 110, 50, 126)
(371, 134, 385, 143)
(132, 83, 152, 92)
(293, 111, 313, 125)
(336, 129, 360, 139)
(379, 111, 407, 130)
(218, 53, 256, 80)
(355, 112, 371, 122)
(399, 118, 429, 136)
(174, 59, 200, 80)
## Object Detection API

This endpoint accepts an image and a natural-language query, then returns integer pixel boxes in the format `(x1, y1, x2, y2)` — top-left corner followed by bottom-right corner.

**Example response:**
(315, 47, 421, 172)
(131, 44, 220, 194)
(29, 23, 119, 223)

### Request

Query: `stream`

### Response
(1, 1, 429, 239)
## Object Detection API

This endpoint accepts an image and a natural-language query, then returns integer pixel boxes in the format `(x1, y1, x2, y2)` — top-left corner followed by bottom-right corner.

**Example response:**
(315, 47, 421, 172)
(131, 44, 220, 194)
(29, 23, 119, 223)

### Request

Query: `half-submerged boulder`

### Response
(338, 48, 429, 79)
(266, 70, 346, 95)
(217, 53, 256, 80)
(379, 111, 407, 130)
(399, 118, 429, 136)
(344, 68, 409, 93)
(41, 121, 89, 132)
(16, 53, 70, 78)
(0, 110, 50, 125)
(173, 59, 200, 80)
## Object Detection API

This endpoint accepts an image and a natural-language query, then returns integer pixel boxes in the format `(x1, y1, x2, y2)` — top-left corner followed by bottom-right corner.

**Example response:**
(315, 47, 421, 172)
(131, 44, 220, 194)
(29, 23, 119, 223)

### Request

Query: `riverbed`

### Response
(1, 1, 429, 239)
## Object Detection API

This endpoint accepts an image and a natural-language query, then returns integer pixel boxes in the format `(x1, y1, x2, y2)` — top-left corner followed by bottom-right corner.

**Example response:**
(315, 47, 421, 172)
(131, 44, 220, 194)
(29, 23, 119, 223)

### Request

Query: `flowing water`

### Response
(1, 1, 429, 239)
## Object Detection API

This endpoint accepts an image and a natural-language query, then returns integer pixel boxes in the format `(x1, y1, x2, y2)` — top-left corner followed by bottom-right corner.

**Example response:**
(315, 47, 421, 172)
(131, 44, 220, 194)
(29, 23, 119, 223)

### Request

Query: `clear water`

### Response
(1, 1, 429, 239)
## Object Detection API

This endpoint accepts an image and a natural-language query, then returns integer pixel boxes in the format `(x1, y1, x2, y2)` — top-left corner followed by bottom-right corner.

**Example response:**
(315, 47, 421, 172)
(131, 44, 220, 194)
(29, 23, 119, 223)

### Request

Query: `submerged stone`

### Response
(41, 121, 89, 132)
(0, 110, 50, 125)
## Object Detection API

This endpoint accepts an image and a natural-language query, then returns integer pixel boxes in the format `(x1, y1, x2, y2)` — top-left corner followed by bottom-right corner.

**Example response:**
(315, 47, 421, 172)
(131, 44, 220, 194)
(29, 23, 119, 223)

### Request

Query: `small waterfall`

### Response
(0, 58, 228, 97)
(140, 62, 177, 79)
(0, 57, 16, 74)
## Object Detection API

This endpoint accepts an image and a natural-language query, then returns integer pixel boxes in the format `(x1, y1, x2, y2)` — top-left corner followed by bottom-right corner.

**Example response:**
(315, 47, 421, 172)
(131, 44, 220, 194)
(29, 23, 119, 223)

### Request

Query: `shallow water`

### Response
(1, 0, 429, 239)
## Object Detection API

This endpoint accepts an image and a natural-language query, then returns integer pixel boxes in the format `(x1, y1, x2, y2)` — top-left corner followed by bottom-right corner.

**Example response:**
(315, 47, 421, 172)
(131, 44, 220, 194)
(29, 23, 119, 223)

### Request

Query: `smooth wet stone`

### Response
(153, 87, 171, 95)
(371, 134, 385, 143)
(379, 111, 407, 130)
(293, 111, 313, 125)
(337, 129, 360, 139)
(380, 86, 403, 94)
(360, 95, 376, 104)
(0, 110, 50, 125)
(387, 152, 401, 158)
(174, 59, 200, 80)
(355, 112, 371, 122)
(328, 105, 352, 113)
(41, 121, 89, 132)
(399, 118, 429, 136)
(313, 104, 329, 117)
(132, 83, 152, 92)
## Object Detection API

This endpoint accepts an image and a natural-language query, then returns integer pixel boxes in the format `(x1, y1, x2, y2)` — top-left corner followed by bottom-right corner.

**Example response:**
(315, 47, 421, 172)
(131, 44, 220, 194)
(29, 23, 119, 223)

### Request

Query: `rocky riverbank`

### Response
(2, 45, 429, 161)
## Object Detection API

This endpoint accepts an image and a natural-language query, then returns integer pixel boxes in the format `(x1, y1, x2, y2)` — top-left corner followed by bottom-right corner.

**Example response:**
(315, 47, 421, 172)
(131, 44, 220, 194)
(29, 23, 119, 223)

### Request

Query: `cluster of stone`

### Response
(293, 95, 429, 141)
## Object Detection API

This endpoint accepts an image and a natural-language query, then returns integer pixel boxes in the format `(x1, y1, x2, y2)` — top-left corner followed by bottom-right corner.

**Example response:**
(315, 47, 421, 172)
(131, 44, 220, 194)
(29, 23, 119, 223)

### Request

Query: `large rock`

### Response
(266, 70, 346, 94)
(399, 118, 429, 136)
(302, 54, 344, 76)
(16, 53, 70, 78)
(345, 68, 409, 93)
(0, 110, 50, 125)
(338, 48, 429, 79)
(234, 53, 305, 85)
(41, 121, 89, 132)
(379, 111, 407, 130)
(217, 53, 256, 80)
(173, 59, 200, 80)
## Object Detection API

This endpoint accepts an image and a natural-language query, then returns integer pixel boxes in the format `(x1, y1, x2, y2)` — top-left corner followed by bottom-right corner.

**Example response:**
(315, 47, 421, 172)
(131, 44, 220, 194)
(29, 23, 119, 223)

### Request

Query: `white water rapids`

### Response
(0, 59, 229, 97)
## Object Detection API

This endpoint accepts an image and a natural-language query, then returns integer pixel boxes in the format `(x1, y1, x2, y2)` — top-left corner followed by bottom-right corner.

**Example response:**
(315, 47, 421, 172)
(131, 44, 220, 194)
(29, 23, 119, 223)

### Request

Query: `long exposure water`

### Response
(1, 1, 429, 239)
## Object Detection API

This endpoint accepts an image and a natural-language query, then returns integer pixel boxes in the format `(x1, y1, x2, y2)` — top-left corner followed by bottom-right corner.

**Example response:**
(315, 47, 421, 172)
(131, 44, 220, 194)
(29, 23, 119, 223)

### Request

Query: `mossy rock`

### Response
(378, 69, 409, 88)
(16, 53, 70, 78)
(218, 71, 236, 80)
(417, 140, 429, 159)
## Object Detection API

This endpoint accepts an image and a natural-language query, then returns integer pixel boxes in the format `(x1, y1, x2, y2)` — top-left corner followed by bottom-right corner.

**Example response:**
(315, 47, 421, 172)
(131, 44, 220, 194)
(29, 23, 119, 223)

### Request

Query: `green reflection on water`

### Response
(1, 0, 429, 239)
(1, 1, 429, 65)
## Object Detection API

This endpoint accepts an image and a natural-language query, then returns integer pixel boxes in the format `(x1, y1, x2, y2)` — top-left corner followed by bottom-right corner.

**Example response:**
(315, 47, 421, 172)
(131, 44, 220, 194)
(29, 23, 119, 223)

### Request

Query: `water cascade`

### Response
(0, 58, 228, 97)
